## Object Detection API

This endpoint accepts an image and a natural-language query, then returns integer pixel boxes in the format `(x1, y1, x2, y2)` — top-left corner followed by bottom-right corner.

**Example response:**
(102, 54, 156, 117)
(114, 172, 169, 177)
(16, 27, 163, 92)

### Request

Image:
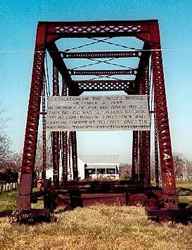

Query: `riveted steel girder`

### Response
(60, 51, 142, 58)
(151, 41, 176, 202)
(18, 24, 47, 209)
(52, 65, 60, 186)
(70, 69, 137, 75)
(73, 79, 135, 93)
(61, 77, 68, 183)
(44, 20, 158, 41)
(135, 44, 151, 187)
(47, 43, 80, 95)
(71, 131, 78, 181)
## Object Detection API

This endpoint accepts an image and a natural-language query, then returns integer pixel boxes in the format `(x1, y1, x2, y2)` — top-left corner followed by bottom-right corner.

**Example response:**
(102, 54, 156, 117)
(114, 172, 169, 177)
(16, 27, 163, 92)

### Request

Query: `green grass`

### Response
(0, 191, 43, 211)
(176, 180, 192, 189)
(176, 180, 192, 204)
(0, 191, 17, 211)
(179, 195, 192, 204)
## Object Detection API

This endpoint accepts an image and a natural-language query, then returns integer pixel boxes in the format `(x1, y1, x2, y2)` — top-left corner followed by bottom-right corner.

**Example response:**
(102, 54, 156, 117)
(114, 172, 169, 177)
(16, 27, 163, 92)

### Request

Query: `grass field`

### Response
(176, 181, 192, 204)
(0, 191, 17, 211)
(0, 182, 192, 250)
(176, 180, 192, 189)
(0, 205, 192, 250)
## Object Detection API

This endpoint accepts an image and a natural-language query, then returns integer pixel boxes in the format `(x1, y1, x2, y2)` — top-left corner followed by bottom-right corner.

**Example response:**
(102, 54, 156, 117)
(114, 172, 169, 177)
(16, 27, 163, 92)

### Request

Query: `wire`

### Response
(83, 74, 123, 81)
(89, 37, 140, 51)
(1, 47, 192, 54)
(88, 58, 135, 70)
(64, 38, 112, 52)
(71, 58, 115, 70)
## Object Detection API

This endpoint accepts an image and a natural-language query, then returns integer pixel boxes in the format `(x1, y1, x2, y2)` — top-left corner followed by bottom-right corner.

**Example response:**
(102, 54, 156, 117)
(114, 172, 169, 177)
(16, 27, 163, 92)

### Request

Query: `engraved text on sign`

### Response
(46, 95, 150, 131)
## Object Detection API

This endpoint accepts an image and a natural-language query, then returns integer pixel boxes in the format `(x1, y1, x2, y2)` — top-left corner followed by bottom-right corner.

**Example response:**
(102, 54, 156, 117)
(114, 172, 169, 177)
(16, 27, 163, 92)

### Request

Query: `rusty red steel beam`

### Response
(154, 124, 160, 187)
(132, 45, 150, 185)
(47, 49, 79, 181)
(133, 43, 151, 187)
(41, 76, 46, 181)
(151, 27, 176, 204)
(60, 51, 142, 59)
(17, 24, 47, 210)
(61, 77, 68, 183)
(70, 131, 78, 181)
(47, 43, 80, 95)
(70, 69, 137, 75)
(52, 65, 60, 186)
(73, 79, 134, 85)
(61, 131, 68, 183)
(131, 131, 138, 181)
(73, 79, 136, 93)
(68, 131, 73, 180)
(44, 20, 157, 41)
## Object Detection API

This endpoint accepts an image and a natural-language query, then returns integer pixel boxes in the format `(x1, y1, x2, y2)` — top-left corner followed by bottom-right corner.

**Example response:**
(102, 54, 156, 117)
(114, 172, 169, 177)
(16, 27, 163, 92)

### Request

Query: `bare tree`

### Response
(34, 137, 52, 178)
(0, 109, 10, 166)
(0, 134, 10, 163)
(150, 152, 192, 182)
(173, 154, 192, 180)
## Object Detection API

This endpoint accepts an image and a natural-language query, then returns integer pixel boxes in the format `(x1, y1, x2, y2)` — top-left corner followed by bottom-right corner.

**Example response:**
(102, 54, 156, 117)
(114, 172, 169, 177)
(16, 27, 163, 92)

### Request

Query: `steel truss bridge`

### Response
(13, 20, 191, 223)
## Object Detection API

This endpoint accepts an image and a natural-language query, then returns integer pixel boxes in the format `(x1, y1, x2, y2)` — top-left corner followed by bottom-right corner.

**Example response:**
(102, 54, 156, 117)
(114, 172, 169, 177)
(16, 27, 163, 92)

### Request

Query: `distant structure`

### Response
(46, 155, 120, 180)
(82, 155, 120, 180)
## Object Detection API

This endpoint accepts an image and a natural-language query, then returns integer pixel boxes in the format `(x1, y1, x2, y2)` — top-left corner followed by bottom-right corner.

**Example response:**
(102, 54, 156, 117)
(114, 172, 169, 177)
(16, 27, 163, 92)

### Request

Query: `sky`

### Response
(0, 0, 192, 162)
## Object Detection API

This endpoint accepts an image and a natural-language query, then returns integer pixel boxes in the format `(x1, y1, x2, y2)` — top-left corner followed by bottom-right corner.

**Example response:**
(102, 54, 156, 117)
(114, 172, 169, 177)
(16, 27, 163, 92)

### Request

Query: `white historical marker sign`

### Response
(46, 95, 150, 131)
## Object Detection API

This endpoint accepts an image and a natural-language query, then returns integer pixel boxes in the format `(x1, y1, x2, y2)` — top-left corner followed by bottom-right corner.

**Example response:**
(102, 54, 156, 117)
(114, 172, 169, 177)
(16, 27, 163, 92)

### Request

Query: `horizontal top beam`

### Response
(73, 79, 136, 93)
(60, 51, 142, 59)
(44, 20, 158, 41)
(73, 79, 134, 84)
(70, 69, 137, 76)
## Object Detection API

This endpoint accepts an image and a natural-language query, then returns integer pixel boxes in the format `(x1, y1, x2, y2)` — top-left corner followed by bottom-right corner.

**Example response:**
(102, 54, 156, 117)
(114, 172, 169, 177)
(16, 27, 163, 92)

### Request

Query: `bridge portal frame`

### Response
(17, 20, 176, 211)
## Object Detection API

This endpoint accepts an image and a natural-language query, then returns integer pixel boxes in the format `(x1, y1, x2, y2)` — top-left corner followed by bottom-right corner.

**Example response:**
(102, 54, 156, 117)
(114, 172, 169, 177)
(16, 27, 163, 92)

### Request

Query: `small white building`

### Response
(46, 154, 120, 180)
(80, 155, 120, 180)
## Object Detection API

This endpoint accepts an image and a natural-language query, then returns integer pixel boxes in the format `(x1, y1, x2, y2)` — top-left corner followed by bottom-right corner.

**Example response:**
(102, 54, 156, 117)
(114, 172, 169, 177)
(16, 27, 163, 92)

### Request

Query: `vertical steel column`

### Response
(71, 131, 78, 180)
(151, 41, 176, 207)
(142, 64, 151, 188)
(138, 132, 144, 183)
(132, 131, 139, 181)
(154, 125, 160, 187)
(42, 76, 46, 180)
(141, 132, 151, 187)
(17, 24, 46, 209)
(52, 65, 60, 186)
(68, 86, 79, 181)
(68, 131, 72, 180)
(137, 49, 151, 187)
(61, 77, 68, 183)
